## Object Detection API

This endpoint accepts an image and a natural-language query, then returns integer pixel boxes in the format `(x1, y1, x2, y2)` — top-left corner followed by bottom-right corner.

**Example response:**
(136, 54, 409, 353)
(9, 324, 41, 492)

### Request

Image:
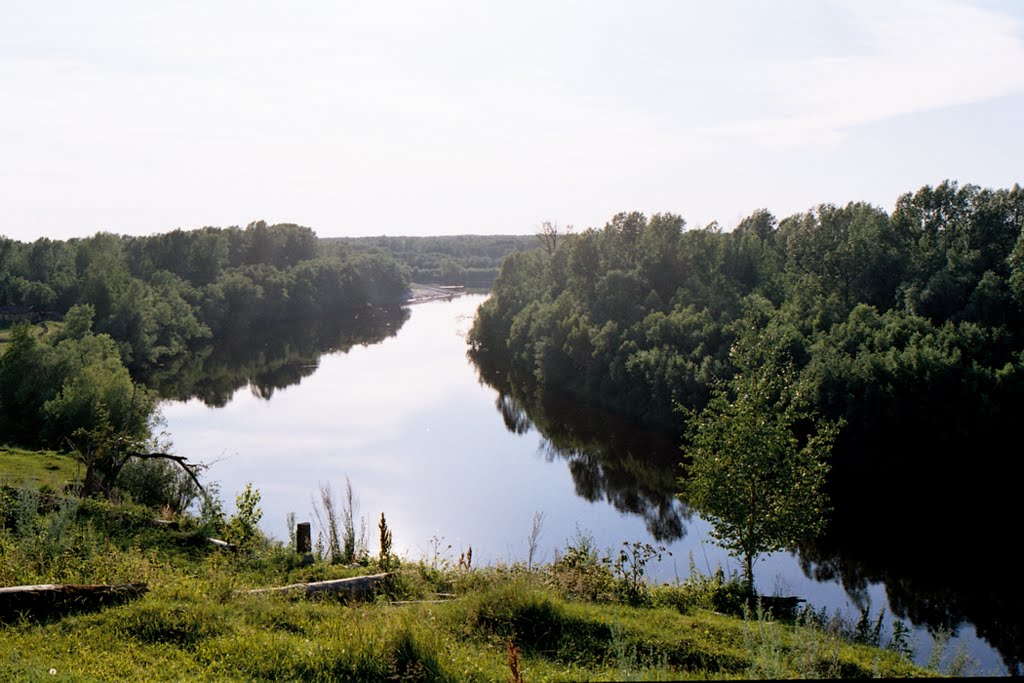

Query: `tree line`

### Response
(1, 221, 408, 465)
(469, 181, 1024, 449)
(1, 222, 408, 374)
(326, 234, 537, 288)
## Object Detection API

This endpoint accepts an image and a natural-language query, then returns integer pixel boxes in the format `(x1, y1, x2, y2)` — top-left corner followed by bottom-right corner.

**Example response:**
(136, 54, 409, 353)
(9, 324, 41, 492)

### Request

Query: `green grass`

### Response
(0, 447, 80, 490)
(0, 320, 61, 354)
(0, 480, 935, 681)
(0, 576, 931, 681)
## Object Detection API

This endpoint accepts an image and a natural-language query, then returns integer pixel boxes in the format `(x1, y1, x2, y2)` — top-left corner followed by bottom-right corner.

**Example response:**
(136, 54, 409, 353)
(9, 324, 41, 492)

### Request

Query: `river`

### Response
(161, 294, 1013, 675)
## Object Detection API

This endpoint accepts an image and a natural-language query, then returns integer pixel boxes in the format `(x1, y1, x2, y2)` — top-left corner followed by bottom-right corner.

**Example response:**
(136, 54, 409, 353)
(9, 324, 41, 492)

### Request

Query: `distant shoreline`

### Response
(404, 283, 470, 305)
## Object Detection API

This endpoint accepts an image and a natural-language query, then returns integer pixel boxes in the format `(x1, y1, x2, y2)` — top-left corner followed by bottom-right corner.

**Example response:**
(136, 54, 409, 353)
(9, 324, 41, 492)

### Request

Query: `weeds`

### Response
(611, 541, 671, 606)
(198, 481, 226, 537)
(852, 605, 885, 647)
(312, 477, 370, 565)
(457, 545, 473, 573)
(506, 639, 524, 683)
(924, 626, 976, 676)
(526, 510, 544, 570)
(426, 534, 453, 571)
(0, 476, 932, 681)
(225, 482, 262, 552)
(547, 526, 615, 601)
(286, 511, 296, 548)
(5, 486, 81, 578)
(886, 619, 912, 659)
(742, 601, 787, 679)
(378, 512, 394, 572)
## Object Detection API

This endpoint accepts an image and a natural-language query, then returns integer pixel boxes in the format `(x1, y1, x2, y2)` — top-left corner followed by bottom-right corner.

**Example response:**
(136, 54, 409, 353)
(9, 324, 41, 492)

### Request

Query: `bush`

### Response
(650, 560, 749, 616)
(116, 458, 200, 514)
(225, 483, 263, 552)
(546, 528, 616, 602)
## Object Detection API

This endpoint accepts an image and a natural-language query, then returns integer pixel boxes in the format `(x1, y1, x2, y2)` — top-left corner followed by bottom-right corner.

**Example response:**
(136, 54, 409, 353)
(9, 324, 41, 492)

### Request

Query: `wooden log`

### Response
(0, 583, 147, 619)
(245, 573, 392, 598)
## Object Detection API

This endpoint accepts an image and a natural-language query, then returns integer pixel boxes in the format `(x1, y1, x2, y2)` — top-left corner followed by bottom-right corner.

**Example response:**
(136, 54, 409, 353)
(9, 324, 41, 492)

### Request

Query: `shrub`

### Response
(225, 483, 263, 551)
(547, 528, 616, 602)
(116, 457, 200, 514)
(650, 560, 748, 616)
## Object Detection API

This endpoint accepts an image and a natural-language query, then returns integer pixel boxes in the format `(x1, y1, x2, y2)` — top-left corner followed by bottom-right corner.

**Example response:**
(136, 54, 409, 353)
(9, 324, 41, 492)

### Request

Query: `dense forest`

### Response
(0, 221, 408, 453)
(325, 235, 536, 288)
(469, 181, 1024, 449)
(469, 181, 1024, 673)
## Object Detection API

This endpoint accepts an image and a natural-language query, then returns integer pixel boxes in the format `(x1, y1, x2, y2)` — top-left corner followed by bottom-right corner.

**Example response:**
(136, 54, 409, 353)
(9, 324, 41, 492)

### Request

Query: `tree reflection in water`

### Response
(147, 306, 410, 406)
(477, 356, 690, 543)
(475, 351, 1023, 675)
(798, 431, 1024, 676)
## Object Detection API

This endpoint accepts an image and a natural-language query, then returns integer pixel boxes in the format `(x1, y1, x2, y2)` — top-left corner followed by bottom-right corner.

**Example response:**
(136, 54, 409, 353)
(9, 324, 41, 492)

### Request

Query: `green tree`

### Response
(42, 336, 158, 496)
(678, 330, 839, 591)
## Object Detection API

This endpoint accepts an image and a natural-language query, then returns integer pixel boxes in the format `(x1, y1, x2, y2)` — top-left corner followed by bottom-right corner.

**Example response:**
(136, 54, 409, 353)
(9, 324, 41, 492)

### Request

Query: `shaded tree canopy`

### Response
(1, 221, 410, 376)
(469, 181, 1024, 445)
(1, 221, 410, 460)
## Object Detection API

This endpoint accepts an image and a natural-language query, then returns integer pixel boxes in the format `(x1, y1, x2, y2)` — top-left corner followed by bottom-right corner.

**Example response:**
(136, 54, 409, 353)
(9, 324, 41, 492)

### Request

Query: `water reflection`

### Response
(156, 296, 1014, 673)
(800, 435, 1024, 676)
(147, 306, 409, 405)
(474, 353, 690, 542)
(472, 350, 1021, 674)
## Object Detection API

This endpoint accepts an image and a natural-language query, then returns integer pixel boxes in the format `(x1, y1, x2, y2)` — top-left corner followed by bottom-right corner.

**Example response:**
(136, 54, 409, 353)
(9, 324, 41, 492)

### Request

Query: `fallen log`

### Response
(0, 583, 147, 620)
(245, 573, 392, 598)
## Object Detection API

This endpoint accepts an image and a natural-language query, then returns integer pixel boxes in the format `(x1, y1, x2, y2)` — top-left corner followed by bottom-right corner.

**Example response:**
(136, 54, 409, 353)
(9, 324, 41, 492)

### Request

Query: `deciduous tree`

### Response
(679, 327, 839, 591)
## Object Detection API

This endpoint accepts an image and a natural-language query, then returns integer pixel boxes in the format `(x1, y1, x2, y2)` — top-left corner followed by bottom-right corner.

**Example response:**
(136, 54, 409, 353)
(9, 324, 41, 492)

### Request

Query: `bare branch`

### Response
(536, 221, 559, 256)
(124, 452, 207, 494)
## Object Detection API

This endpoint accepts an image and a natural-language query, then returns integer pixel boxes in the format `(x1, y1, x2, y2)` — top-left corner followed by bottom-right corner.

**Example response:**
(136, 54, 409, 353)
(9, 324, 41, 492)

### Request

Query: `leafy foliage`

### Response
(1, 222, 410, 489)
(680, 324, 839, 588)
(1, 221, 409, 378)
(329, 234, 537, 288)
(225, 482, 263, 551)
(470, 180, 1024, 444)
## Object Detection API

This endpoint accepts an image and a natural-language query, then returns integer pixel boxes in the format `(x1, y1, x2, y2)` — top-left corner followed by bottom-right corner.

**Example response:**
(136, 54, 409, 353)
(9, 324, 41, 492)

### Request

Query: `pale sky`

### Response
(2, 0, 1022, 241)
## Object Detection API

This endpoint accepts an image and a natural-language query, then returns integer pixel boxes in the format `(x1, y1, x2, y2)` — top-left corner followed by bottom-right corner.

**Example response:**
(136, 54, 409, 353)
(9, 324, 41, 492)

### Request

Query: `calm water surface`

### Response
(162, 294, 1008, 675)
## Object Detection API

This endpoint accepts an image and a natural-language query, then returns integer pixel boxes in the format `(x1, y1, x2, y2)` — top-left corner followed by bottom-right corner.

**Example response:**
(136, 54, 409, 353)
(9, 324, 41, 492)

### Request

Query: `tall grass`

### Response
(312, 477, 366, 564)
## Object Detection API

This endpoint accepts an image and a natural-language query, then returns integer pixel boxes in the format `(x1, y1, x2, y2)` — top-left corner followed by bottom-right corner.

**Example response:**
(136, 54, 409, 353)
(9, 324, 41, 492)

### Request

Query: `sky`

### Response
(1, 0, 1023, 241)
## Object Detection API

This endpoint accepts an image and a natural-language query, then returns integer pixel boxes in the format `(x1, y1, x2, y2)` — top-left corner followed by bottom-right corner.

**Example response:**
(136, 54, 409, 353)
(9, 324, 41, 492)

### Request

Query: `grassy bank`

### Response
(0, 447, 78, 490)
(0, 476, 934, 680)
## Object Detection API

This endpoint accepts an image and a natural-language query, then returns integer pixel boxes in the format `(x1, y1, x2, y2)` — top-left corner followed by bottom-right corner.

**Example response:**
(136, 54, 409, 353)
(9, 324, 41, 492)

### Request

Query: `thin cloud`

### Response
(702, 0, 1024, 147)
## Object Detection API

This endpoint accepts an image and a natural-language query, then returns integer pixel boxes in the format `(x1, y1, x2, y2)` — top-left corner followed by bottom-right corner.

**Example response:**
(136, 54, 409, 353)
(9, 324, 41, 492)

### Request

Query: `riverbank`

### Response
(0, 471, 935, 680)
(405, 283, 470, 305)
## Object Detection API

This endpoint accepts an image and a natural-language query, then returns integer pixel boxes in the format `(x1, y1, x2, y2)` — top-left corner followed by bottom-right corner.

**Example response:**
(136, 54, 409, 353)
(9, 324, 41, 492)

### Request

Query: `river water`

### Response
(161, 294, 1011, 675)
